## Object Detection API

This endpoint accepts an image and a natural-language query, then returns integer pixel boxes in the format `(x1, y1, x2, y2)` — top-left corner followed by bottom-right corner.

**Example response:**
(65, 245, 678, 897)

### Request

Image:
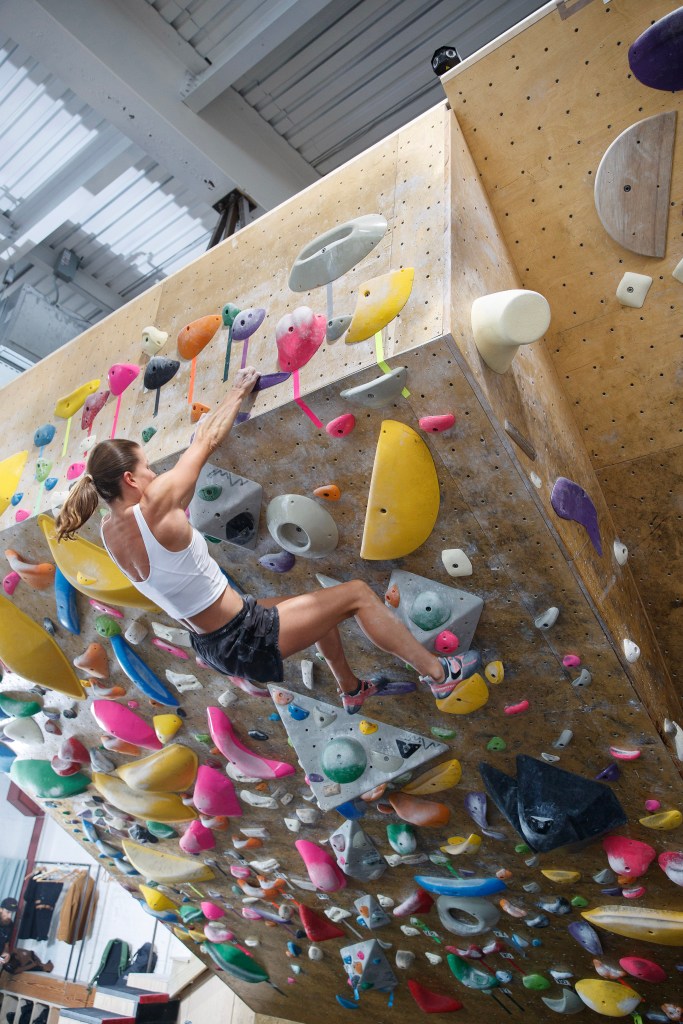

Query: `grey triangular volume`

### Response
(189, 462, 262, 550)
(268, 685, 448, 811)
(339, 938, 398, 992)
(387, 569, 483, 652)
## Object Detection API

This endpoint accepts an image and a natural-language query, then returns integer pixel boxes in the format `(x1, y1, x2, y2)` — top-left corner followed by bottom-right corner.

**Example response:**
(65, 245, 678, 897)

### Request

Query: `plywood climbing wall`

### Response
(0, 29, 681, 1024)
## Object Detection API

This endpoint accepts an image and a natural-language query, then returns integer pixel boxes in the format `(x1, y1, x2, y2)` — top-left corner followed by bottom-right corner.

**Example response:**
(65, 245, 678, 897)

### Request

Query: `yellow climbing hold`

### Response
(582, 905, 683, 946)
(574, 979, 641, 1017)
(54, 379, 101, 418)
(541, 869, 581, 884)
(441, 834, 481, 856)
(39, 513, 158, 610)
(359, 720, 378, 735)
(436, 673, 489, 715)
(115, 744, 198, 793)
(154, 714, 184, 744)
(485, 661, 505, 685)
(638, 810, 682, 830)
(123, 840, 214, 884)
(361, 420, 439, 560)
(92, 773, 197, 822)
(0, 451, 28, 517)
(402, 758, 462, 796)
(346, 268, 414, 344)
(0, 593, 85, 699)
(139, 884, 178, 914)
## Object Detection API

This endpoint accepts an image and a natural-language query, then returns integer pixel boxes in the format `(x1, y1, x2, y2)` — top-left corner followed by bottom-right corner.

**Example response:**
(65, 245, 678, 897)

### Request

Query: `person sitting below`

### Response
(0, 898, 53, 975)
(55, 367, 474, 713)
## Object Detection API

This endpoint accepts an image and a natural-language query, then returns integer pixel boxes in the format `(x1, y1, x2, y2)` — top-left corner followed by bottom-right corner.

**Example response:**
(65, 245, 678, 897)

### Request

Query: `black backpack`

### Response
(121, 942, 157, 980)
(88, 938, 130, 990)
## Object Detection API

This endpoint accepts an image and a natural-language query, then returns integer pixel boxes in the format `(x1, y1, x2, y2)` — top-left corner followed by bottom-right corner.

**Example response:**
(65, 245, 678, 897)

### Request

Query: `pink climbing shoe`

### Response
(341, 676, 387, 715)
(420, 650, 482, 699)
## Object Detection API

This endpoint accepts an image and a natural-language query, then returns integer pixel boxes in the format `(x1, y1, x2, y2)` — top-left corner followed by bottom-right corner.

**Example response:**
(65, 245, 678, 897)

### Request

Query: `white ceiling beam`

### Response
(0, 0, 318, 210)
(182, 0, 338, 114)
(0, 127, 132, 254)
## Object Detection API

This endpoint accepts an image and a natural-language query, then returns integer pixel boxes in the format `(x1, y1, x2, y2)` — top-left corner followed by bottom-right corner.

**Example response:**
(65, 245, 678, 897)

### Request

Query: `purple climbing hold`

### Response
(550, 477, 602, 556)
(464, 791, 506, 840)
(231, 307, 265, 341)
(568, 919, 603, 956)
(259, 550, 296, 573)
(596, 763, 620, 782)
(253, 372, 291, 391)
(628, 8, 683, 92)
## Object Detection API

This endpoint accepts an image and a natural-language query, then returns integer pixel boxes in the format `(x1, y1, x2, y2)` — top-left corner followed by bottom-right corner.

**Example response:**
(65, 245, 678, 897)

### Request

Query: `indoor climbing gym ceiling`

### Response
(0, 2, 682, 1024)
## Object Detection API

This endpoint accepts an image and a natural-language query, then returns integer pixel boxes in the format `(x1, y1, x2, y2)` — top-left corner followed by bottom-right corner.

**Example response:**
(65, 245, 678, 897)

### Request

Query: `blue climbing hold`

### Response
(44, 478, 58, 491)
(33, 424, 56, 448)
(336, 996, 359, 1010)
(10, 493, 22, 506)
(288, 704, 309, 721)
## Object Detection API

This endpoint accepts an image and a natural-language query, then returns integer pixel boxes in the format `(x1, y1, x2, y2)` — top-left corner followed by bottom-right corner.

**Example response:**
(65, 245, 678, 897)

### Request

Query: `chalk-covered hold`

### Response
(616, 272, 653, 308)
(441, 549, 473, 577)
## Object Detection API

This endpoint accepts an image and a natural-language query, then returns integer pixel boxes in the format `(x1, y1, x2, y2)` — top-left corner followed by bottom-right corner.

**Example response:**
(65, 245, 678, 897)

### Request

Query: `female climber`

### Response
(55, 367, 470, 713)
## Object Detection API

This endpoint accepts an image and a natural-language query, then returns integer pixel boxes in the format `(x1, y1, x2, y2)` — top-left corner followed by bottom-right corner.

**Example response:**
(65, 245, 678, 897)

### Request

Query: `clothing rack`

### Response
(19, 860, 100, 983)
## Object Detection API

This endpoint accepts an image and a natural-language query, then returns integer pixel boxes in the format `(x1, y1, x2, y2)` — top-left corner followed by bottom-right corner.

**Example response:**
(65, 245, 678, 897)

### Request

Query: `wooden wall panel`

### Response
(442, 0, 683, 697)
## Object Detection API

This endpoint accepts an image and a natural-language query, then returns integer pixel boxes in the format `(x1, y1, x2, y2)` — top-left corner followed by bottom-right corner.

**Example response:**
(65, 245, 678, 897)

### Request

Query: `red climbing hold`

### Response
(325, 414, 355, 438)
(418, 414, 456, 434)
(296, 902, 345, 942)
(408, 979, 463, 1013)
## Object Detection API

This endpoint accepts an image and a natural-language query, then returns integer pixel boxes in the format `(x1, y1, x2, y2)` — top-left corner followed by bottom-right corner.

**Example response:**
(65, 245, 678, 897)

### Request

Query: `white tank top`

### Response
(101, 503, 227, 625)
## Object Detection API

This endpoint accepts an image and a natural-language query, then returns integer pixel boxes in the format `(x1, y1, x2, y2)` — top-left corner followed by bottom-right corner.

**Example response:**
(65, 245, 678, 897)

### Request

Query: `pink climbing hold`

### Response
(179, 819, 215, 855)
(435, 630, 459, 654)
(66, 462, 86, 480)
(418, 414, 456, 433)
(226, 675, 269, 698)
(200, 901, 225, 921)
(207, 706, 295, 780)
(89, 600, 124, 618)
(2, 571, 20, 595)
(609, 746, 641, 761)
(91, 699, 162, 750)
(644, 799, 661, 812)
(504, 700, 530, 715)
(619, 956, 667, 984)
(204, 923, 235, 943)
(81, 389, 110, 432)
(622, 885, 646, 899)
(325, 413, 355, 438)
(14, 510, 29, 522)
(658, 851, 683, 886)
(193, 764, 242, 818)
(230, 865, 251, 879)
(276, 307, 326, 372)
(108, 363, 140, 396)
(152, 638, 189, 659)
(603, 835, 656, 880)
(562, 654, 581, 668)
(295, 839, 347, 893)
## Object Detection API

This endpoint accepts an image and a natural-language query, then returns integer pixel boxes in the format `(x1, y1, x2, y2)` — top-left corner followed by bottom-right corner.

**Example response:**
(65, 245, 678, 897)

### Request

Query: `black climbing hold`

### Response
(396, 740, 421, 760)
(224, 511, 255, 546)
(43, 617, 56, 635)
(248, 730, 269, 742)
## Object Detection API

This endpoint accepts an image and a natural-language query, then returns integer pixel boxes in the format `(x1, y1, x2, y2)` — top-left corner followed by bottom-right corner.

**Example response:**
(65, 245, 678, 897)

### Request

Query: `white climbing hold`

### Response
(377, 894, 395, 909)
(553, 729, 574, 749)
(613, 539, 629, 565)
(280, 791, 294, 806)
(152, 621, 192, 647)
(325, 906, 352, 922)
(240, 826, 270, 839)
(217, 688, 238, 707)
(124, 619, 148, 645)
(441, 549, 473, 578)
(385, 853, 428, 867)
(664, 719, 683, 760)
(673, 257, 683, 283)
(616, 271, 653, 308)
(166, 670, 202, 692)
(244, 936, 260, 948)
(425, 951, 443, 965)
(541, 752, 561, 763)
(301, 659, 314, 689)
(308, 945, 323, 961)
(395, 950, 415, 969)
(572, 669, 592, 689)
(530, 472, 542, 489)
(248, 858, 279, 873)
(400, 926, 420, 937)
(224, 762, 260, 784)
(471, 289, 551, 373)
(623, 639, 640, 663)
(240, 791, 278, 809)
(295, 806, 321, 825)
(535, 606, 559, 630)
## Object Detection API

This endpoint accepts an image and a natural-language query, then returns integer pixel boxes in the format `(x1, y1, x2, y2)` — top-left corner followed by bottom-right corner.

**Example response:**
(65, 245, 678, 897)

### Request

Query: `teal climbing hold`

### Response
(410, 590, 450, 631)
(322, 737, 367, 784)
(199, 486, 222, 501)
(141, 427, 157, 443)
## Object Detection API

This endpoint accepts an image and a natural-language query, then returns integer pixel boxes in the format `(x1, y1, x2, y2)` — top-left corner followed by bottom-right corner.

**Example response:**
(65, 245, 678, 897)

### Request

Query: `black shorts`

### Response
(190, 595, 284, 684)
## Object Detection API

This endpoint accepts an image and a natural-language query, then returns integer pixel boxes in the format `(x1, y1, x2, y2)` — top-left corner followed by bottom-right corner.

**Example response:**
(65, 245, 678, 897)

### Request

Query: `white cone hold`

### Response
(471, 289, 551, 373)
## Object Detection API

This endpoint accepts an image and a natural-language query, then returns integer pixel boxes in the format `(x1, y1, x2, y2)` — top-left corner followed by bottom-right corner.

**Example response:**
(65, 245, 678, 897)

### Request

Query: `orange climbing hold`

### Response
(4, 550, 55, 590)
(385, 584, 400, 608)
(191, 402, 211, 423)
(313, 485, 341, 501)
(177, 315, 222, 360)
(386, 790, 450, 828)
(74, 642, 109, 679)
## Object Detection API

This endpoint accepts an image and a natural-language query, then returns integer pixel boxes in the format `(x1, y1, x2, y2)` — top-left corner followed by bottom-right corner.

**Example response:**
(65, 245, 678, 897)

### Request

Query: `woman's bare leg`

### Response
(258, 581, 445, 688)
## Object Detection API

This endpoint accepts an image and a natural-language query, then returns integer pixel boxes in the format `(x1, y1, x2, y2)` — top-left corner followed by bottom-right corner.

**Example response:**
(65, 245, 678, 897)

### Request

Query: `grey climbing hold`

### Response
(592, 868, 616, 885)
(613, 540, 628, 566)
(395, 950, 415, 969)
(571, 669, 592, 689)
(622, 639, 640, 663)
(552, 730, 573, 750)
(189, 462, 262, 550)
(436, 895, 501, 935)
(535, 607, 559, 630)
(326, 315, 352, 342)
(330, 820, 387, 882)
(339, 367, 408, 409)
(386, 569, 483, 653)
(354, 895, 390, 929)
(266, 494, 338, 558)
(339, 938, 398, 994)
(301, 660, 314, 689)
(289, 214, 387, 292)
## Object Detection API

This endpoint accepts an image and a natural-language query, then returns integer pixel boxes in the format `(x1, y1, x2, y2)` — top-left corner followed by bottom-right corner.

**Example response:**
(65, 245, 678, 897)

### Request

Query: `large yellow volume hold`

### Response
(116, 744, 198, 793)
(92, 773, 197, 822)
(0, 451, 28, 517)
(345, 268, 414, 344)
(0, 593, 85, 699)
(402, 759, 462, 796)
(435, 673, 489, 715)
(575, 979, 641, 1017)
(123, 840, 215, 885)
(361, 420, 440, 560)
(39, 514, 158, 610)
(582, 905, 683, 946)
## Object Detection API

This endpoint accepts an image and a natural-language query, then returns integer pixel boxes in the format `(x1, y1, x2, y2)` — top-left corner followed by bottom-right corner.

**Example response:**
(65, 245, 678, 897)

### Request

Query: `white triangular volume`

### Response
(268, 685, 448, 811)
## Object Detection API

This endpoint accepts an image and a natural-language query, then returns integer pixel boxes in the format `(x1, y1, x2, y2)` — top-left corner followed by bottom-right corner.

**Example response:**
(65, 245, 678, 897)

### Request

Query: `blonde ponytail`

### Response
(55, 475, 100, 542)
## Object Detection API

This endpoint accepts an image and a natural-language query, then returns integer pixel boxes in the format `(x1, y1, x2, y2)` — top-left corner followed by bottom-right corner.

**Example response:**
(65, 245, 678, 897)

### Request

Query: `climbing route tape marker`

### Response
(222, 324, 233, 382)
(110, 399, 121, 439)
(61, 416, 72, 456)
(327, 283, 333, 321)
(374, 331, 410, 397)
(187, 358, 197, 407)
(292, 370, 323, 428)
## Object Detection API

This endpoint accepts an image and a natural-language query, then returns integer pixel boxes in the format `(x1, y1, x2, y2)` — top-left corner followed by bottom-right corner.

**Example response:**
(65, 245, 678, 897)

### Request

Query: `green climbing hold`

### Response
(146, 821, 178, 839)
(522, 974, 551, 991)
(515, 843, 532, 854)
(570, 895, 589, 908)
(95, 614, 122, 638)
(35, 459, 52, 483)
(142, 427, 157, 443)
(198, 486, 222, 501)
(204, 535, 221, 544)
(321, 736, 367, 784)
(486, 736, 506, 751)
(0, 694, 42, 718)
(431, 726, 457, 740)
(410, 590, 450, 631)
(194, 733, 211, 745)
(179, 904, 204, 924)
(10, 759, 90, 799)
